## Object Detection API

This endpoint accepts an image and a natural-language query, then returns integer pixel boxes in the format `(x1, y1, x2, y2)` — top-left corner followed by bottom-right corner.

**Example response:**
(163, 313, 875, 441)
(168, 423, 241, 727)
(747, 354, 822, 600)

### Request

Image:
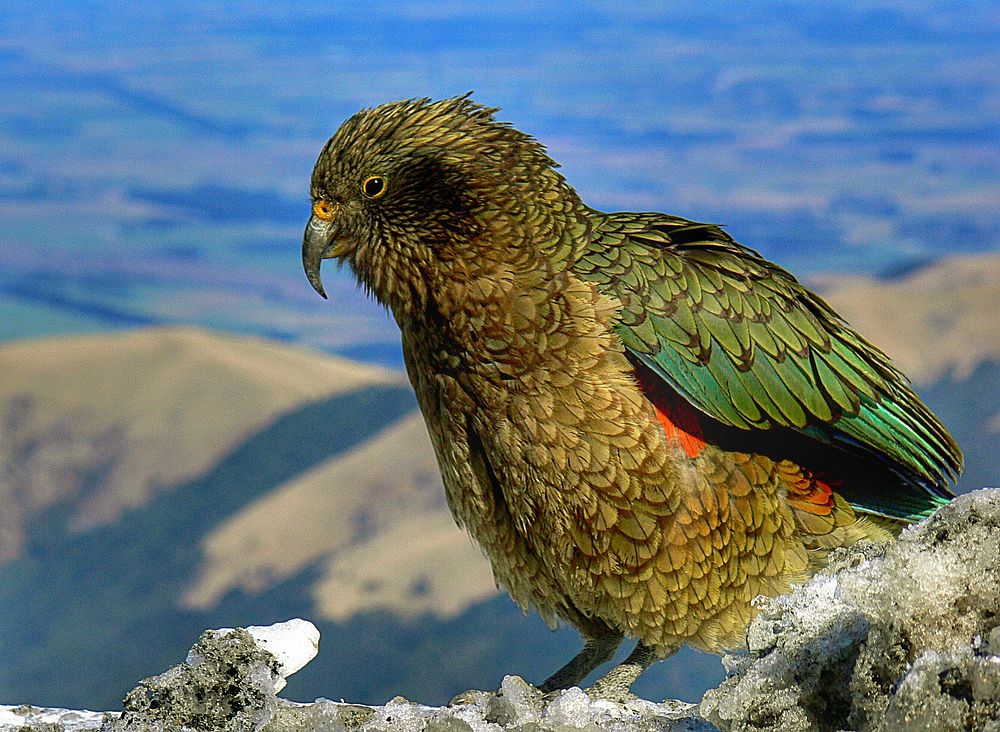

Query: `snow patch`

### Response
(201, 618, 320, 692)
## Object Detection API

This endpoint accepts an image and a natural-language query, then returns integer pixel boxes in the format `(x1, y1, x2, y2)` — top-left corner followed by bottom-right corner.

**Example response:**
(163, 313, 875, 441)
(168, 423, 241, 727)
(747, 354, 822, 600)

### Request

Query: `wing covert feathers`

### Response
(574, 211, 962, 519)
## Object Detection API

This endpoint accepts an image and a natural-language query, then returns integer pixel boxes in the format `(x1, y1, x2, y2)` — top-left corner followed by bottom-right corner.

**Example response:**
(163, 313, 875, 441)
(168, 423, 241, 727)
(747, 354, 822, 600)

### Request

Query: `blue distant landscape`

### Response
(0, 0, 997, 713)
(1, 1, 996, 365)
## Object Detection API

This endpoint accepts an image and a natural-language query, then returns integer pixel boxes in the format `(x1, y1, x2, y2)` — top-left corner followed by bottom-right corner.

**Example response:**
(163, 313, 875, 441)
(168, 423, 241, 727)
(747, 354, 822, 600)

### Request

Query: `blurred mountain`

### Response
(815, 253, 1000, 385)
(0, 252, 996, 710)
(0, 328, 427, 707)
(816, 252, 1000, 493)
(0, 328, 400, 562)
(181, 411, 497, 623)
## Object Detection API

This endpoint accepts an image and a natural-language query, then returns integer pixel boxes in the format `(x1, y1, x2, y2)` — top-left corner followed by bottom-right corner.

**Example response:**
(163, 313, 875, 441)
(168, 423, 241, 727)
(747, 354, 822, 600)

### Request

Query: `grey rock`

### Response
(109, 627, 281, 732)
(701, 489, 1000, 732)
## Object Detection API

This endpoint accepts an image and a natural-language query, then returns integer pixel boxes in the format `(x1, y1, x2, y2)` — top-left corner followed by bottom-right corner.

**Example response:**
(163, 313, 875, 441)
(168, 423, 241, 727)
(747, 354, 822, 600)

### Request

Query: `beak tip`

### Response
(303, 216, 339, 300)
(307, 273, 328, 299)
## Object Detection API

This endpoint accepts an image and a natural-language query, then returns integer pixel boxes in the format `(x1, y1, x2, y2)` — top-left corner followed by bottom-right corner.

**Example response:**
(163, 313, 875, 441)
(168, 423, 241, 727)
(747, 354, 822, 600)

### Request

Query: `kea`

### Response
(301, 95, 962, 700)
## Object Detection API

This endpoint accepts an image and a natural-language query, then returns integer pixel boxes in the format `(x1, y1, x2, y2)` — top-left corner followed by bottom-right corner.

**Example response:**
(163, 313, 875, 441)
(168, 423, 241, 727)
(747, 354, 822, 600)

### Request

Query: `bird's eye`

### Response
(361, 176, 387, 199)
(312, 199, 335, 220)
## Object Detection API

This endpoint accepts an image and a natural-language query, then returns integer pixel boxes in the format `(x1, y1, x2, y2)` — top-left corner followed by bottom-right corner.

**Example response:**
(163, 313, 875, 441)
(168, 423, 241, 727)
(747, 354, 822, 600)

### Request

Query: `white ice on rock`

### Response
(0, 618, 323, 732)
(346, 676, 707, 732)
(0, 706, 109, 732)
(199, 618, 320, 692)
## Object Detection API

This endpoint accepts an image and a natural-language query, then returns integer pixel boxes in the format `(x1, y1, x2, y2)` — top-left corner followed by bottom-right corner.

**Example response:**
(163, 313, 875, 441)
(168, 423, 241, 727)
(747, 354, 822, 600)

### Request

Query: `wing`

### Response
(573, 211, 962, 520)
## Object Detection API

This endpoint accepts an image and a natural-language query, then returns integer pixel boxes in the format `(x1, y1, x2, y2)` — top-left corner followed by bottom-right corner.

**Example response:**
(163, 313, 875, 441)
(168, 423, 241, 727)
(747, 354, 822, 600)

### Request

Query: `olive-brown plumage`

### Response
(303, 96, 962, 699)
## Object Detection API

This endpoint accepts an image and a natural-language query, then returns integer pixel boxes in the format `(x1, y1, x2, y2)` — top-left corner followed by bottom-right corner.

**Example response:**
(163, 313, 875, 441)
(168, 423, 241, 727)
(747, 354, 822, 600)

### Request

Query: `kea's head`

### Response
(303, 95, 581, 316)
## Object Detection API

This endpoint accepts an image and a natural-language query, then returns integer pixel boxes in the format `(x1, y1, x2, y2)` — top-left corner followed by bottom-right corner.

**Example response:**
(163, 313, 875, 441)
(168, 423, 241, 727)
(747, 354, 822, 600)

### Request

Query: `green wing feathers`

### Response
(574, 211, 962, 520)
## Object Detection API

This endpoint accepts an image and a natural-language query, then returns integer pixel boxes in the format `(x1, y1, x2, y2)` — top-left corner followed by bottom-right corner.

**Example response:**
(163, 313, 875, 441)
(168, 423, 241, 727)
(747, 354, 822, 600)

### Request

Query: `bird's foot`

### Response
(537, 629, 623, 694)
(579, 640, 666, 703)
(539, 688, 566, 704)
(447, 688, 496, 707)
(582, 678, 640, 704)
(657, 697, 699, 714)
(540, 680, 637, 704)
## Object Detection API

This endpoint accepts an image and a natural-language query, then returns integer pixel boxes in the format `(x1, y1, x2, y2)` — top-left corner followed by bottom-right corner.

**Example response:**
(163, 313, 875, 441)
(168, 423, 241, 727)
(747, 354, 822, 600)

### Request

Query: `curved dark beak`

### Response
(302, 215, 338, 299)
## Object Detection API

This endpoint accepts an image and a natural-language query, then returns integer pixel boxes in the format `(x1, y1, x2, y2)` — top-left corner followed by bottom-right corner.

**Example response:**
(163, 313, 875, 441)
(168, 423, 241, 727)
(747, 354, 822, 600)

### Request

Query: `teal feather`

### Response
(576, 210, 962, 522)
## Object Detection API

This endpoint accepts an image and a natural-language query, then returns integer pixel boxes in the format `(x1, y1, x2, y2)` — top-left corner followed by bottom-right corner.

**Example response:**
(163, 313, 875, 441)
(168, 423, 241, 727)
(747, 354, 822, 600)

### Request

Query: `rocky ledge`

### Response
(3, 490, 998, 732)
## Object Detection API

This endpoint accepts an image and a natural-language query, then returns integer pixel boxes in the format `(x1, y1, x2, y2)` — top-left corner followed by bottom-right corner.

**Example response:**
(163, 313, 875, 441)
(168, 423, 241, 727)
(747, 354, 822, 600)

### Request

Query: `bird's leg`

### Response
(586, 641, 675, 702)
(538, 627, 623, 692)
(449, 624, 622, 706)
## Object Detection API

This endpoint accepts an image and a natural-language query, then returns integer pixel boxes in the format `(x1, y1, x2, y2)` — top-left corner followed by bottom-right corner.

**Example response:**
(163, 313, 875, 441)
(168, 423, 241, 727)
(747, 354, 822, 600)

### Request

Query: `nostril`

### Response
(312, 199, 337, 221)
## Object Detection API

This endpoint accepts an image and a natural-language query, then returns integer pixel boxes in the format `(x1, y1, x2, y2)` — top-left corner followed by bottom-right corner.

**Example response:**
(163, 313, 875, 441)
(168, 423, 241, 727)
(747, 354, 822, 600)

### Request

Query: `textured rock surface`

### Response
(110, 619, 320, 732)
(0, 677, 711, 732)
(0, 621, 710, 732)
(701, 489, 1000, 732)
(0, 620, 321, 732)
(2, 490, 998, 732)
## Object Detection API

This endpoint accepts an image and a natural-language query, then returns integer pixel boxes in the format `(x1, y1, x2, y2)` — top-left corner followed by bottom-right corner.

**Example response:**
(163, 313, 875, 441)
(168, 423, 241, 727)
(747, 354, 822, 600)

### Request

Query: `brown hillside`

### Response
(815, 253, 1000, 385)
(183, 412, 497, 621)
(0, 327, 400, 561)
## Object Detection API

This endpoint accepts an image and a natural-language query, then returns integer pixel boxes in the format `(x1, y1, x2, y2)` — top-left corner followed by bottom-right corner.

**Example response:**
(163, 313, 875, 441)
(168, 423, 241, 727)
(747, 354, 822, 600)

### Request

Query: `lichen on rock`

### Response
(107, 619, 319, 732)
(112, 627, 279, 732)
